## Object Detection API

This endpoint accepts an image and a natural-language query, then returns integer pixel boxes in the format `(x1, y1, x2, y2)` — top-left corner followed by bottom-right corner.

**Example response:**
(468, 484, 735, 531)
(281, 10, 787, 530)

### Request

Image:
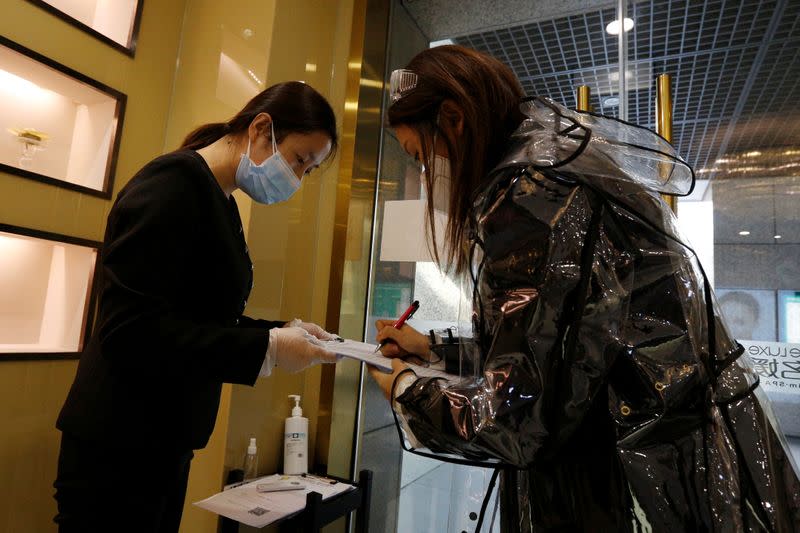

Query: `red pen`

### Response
(375, 300, 420, 352)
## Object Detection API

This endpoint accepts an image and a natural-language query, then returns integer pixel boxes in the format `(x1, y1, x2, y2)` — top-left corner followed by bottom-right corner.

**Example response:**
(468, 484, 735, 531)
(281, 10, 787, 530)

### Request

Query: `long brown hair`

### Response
(388, 45, 525, 276)
(181, 81, 338, 160)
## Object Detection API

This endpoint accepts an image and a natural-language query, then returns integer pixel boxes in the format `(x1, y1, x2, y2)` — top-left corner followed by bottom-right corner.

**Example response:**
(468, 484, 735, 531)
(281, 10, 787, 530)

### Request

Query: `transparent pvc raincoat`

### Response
(392, 97, 800, 532)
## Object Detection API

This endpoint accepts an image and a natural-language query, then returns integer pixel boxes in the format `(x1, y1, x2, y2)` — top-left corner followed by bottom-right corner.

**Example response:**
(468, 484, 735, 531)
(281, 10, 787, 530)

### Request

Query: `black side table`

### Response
(219, 469, 372, 533)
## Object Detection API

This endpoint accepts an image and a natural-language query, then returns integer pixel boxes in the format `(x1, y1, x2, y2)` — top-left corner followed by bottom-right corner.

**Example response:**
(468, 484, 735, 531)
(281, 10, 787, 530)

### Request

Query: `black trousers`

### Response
(54, 432, 194, 533)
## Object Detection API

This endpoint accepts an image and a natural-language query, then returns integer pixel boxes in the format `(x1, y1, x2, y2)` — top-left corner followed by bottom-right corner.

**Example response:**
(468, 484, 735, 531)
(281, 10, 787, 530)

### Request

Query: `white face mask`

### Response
(422, 154, 451, 213)
(235, 123, 301, 204)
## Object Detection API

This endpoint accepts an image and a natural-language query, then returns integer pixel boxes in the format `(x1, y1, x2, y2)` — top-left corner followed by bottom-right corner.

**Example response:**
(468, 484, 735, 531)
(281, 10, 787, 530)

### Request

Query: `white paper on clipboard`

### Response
(322, 339, 454, 379)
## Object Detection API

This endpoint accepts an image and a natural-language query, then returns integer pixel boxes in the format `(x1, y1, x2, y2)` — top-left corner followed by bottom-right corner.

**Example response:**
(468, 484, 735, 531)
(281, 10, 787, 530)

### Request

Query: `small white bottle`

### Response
(283, 395, 308, 475)
(243, 437, 258, 480)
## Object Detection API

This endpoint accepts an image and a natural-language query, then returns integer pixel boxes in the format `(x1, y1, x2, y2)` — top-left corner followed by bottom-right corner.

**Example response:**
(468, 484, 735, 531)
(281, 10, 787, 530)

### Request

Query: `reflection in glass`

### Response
(215, 27, 268, 110)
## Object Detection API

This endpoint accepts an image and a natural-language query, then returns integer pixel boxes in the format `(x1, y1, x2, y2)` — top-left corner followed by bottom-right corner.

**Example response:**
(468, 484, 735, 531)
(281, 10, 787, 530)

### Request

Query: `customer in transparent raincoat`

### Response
(367, 45, 800, 532)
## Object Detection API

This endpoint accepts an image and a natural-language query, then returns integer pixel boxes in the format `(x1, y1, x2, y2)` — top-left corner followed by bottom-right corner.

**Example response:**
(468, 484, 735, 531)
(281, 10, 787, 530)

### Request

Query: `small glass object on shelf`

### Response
(0, 36, 126, 198)
(8, 127, 49, 169)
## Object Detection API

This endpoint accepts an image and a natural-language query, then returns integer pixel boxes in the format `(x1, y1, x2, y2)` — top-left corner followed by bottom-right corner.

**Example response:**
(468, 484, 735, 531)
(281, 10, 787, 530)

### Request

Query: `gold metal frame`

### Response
(656, 73, 678, 212)
(316, 0, 369, 475)
(577, 85, 591, 112)
(324, 0, 393, 482)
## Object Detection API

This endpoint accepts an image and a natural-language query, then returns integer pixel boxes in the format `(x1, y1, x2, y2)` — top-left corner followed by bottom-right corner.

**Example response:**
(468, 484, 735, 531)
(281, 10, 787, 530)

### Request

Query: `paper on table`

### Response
(194, 474, 354, 528)
(323, 339, 455, 379)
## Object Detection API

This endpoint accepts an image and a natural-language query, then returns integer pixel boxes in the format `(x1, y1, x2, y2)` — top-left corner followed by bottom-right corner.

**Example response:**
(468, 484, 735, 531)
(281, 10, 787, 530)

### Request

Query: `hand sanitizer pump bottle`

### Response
(283, 395, 308, 475)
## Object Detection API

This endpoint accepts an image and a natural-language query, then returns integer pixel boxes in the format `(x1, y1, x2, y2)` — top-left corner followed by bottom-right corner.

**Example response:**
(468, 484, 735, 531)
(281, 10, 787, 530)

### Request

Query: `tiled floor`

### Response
(397, 461, 500, 533)
(400, 451, 443, 489)
(361, 426, 402, 533)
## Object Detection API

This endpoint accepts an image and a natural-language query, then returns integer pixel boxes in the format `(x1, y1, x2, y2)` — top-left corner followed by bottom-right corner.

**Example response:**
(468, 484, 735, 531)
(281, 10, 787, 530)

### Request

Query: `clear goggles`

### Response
(389, 69, 419, 102)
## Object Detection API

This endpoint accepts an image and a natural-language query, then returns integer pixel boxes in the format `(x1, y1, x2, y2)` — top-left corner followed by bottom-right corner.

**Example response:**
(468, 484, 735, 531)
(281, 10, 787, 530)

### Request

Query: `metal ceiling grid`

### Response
(454, 0, 800, 177)
(726, 39, 800, 157)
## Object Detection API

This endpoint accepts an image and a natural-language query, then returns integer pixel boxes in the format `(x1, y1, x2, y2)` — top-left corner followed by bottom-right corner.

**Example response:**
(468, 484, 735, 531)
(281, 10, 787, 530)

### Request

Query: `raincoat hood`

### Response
(495, 96, 695, 197)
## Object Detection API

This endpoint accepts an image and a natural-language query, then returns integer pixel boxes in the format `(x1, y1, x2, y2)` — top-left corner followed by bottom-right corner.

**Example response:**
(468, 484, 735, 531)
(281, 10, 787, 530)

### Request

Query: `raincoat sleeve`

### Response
(393, 169, 627, 467)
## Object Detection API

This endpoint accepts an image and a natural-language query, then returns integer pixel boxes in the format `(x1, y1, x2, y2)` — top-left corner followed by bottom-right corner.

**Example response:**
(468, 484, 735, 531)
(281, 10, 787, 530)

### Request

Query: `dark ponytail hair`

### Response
(181, 81, 338, 160)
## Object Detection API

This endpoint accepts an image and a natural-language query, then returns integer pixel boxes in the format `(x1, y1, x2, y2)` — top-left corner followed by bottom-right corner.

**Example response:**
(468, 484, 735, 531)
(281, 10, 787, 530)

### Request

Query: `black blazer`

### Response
(57, 150, 283, 452)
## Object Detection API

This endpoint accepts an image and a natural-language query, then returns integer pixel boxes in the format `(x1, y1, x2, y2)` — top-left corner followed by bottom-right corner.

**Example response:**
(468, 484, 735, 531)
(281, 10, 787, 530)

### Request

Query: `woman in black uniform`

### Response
(54, 81, 339, 532)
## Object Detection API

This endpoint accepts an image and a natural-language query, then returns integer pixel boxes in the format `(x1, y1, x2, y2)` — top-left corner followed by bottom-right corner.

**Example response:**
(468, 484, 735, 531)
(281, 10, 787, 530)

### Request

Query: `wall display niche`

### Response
(26, 0, 143, 56)
(0, 223, 101, 360)
(0, 36, 125, 198)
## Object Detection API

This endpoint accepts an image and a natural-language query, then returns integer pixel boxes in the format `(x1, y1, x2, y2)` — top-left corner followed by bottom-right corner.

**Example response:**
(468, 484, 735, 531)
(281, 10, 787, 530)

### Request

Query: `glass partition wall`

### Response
(352, 0, 800, 531)
(352, 3, 432, 531)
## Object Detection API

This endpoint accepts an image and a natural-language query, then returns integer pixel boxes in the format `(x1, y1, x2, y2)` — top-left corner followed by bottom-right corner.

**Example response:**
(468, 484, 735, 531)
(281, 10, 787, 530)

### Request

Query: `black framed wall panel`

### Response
(0, 35, 126, 199)
(24, 0, 144, 57)
(0, 222, 102, 360)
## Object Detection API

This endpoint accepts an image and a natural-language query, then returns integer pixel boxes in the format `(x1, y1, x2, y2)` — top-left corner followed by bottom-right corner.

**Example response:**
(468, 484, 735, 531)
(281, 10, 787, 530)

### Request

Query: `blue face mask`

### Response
(235, 123, 301, 204)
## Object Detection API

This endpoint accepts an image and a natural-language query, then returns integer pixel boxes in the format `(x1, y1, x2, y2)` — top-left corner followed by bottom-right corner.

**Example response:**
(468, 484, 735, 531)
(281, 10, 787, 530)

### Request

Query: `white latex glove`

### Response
(285, 318, 337, 341)
(265, 326, 338, 374)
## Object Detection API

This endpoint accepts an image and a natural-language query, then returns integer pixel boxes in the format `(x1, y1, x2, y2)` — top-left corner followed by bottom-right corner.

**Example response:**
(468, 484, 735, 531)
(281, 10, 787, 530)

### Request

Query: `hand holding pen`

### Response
(374, 301, 429, 357)
(370, 302, 426, 402)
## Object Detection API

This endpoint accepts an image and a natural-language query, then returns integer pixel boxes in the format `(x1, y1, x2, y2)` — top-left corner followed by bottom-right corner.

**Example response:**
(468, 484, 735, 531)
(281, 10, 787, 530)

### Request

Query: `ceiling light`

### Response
(739, 230, 751, 236)
(774, 235, 782, 239)
(246, 69, 263, 86)
(430, 39, 455, 48)
(744, 151, 762, 157)
(606, 18, 634, 35)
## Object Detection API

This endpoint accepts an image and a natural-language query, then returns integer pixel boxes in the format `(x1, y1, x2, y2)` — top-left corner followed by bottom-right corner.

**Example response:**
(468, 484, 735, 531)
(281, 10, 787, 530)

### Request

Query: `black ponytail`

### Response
(181, 122, 230, 151)
(179, 82, 338, 160)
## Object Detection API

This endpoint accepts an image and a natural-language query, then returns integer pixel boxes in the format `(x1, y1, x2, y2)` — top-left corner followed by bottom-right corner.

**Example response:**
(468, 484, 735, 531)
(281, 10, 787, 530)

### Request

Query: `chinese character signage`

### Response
(742, 340, 800, 392)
